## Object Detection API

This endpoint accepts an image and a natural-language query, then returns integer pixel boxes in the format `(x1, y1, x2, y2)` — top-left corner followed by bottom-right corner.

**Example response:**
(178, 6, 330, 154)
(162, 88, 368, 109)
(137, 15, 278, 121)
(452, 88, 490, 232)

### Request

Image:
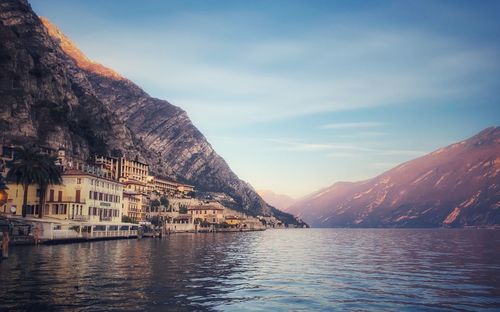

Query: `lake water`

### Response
(0, 229, 499, 311)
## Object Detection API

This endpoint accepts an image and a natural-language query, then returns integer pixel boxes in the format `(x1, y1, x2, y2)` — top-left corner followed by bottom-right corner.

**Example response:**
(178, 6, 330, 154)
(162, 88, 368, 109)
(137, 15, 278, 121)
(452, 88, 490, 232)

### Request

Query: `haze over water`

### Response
(1, 229, 499, 311)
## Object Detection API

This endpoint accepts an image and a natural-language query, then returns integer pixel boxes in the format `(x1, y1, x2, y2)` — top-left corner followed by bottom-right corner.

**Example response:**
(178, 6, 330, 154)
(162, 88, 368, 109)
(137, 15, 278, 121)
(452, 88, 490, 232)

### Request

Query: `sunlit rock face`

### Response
(0, 0, 304, 225)
(288, 127, 500, 228)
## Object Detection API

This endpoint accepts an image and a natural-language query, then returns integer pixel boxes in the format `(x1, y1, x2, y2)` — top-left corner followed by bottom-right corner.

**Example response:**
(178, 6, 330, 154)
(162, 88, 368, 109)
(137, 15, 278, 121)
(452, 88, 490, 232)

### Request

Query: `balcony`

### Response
(71, 215, 89, 222)
(47, 196, 85, 204)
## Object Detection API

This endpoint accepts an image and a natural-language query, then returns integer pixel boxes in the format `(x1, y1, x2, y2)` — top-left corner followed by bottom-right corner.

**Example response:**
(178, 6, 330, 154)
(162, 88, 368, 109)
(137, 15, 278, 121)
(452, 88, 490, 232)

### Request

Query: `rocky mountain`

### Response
(0, 0, 304, 225)
(257, 190, 296, 211)
(288, 127, 500, 228)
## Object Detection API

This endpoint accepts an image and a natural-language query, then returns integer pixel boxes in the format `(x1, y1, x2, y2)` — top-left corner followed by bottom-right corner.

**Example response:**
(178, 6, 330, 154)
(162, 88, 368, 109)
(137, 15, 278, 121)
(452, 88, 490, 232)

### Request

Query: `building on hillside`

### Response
(118, 157, 149, 183)
(93, 155, 149, 183)
(93, 155, 120, 180)
(149, 176, 179, 195)
(177, 183, 195, 195)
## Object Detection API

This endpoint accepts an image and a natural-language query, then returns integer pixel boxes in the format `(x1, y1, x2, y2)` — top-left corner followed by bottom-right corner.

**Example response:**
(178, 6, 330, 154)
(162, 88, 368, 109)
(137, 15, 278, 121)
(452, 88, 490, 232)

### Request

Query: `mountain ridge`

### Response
(0, 0, 304, 225)
(288, 127, 500, 228)
(257, 190, 296, 211)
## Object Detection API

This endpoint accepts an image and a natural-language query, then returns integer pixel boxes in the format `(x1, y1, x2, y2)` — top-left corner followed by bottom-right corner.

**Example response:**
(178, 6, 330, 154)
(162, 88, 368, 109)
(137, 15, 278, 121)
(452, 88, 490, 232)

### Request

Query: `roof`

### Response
(225, 215, 245, 220)
(123, 189, 138, 195)
(122, 179, 147, 186)
(63, 169, 124, 184)
(153, 177, 194, 189)
(188, 205, 224, 211)
(174, 215, 192, 220)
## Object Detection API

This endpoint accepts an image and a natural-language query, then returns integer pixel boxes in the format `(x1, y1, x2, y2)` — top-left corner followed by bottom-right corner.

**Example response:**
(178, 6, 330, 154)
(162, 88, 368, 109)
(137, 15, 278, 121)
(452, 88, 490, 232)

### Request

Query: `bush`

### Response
(122, 215, 137, 223)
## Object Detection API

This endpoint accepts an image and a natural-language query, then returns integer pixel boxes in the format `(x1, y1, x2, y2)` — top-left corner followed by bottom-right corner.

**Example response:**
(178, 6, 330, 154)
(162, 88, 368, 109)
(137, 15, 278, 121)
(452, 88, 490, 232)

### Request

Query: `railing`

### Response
(71, 215, 89, 221)
(47, 196, 85, 204)
(52, 230, 80, 239)
(88, 230, 137, 238)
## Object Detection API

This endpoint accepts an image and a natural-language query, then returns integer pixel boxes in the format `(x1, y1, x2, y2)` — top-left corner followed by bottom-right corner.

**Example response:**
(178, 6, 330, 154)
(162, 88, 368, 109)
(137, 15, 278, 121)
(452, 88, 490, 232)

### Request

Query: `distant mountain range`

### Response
(288, 127, 500, 228)
(0, 0, 304, 226)
(257, 190, 296, 211)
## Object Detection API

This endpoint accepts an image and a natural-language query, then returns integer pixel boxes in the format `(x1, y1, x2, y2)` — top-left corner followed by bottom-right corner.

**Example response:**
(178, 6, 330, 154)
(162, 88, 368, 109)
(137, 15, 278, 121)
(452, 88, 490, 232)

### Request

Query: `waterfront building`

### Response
(47, 169, 123, 222)
(224, 215, 244, 227)
(188, 203, 224, 224)
(122, 190, 140, 221)
(123, 180, 148, 221)
(3, 169, 123, 223)
(1, 183, 40, 216)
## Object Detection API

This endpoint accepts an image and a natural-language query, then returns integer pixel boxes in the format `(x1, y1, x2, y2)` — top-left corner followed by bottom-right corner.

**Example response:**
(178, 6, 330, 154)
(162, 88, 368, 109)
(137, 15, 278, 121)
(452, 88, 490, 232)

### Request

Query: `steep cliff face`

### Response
(0, 0, 135, 158)
(288, 127, 500, 228)
(0, 0, 303, 225)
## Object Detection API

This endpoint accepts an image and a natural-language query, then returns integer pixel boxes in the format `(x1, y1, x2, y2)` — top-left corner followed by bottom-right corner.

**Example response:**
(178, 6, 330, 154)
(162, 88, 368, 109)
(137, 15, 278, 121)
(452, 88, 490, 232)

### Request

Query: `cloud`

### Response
(69, 14, 500, 129)
(320, 122, 384, 129)
(267, 138, 425, 156)
(369, 162, 400, 169)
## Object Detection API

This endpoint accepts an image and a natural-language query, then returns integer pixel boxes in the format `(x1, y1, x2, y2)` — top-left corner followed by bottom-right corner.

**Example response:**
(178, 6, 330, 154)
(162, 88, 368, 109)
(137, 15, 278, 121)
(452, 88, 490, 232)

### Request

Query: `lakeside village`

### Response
(0, 144, 288, 252)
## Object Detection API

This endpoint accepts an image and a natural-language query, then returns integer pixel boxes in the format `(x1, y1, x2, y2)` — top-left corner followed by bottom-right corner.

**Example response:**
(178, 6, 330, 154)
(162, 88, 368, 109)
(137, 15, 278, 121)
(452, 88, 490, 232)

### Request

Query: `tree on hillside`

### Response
(36, 154, 62, 218)
(160, 196, 169, 211)
(6, 146, 62, 218)
(150, 199, 160, 213)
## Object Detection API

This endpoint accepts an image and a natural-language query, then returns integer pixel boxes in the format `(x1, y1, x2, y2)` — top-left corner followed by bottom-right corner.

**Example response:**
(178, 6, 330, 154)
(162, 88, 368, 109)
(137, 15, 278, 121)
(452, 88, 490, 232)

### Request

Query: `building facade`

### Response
(188, 204, 224, 224)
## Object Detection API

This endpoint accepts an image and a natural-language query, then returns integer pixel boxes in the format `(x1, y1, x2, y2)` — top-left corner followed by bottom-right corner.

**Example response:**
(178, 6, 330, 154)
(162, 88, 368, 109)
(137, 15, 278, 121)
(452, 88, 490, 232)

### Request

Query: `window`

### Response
(89, 191, 92, 198)
(99, 193, 103, 201)
(77, 178, 81, 184)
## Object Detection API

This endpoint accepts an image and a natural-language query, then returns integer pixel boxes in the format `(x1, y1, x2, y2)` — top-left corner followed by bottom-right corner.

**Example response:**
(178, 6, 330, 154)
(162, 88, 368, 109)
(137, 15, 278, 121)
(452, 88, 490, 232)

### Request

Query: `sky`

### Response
(31, 0, 500, 198)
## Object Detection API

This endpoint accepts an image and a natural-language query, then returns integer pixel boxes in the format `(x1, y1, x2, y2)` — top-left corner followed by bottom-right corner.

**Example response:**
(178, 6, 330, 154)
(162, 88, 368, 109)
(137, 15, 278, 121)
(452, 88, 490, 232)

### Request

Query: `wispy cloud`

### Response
(320, 122, 384, 129)
(72, 16, 500, 128)
(268, 138, 425, 156)
(336, 131, 388, 139)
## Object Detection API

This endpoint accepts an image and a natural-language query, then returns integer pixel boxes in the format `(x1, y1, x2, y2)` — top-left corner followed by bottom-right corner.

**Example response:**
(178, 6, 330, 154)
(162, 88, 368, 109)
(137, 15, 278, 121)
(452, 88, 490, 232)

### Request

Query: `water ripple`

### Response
(0, 229, 499, 311)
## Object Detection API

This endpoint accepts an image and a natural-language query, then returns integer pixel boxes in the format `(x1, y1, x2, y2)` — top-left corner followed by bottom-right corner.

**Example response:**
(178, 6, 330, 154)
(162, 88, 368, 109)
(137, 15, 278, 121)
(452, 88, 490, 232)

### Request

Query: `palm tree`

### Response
(6, 146, 62, 218)
(36, 155, 62, 218)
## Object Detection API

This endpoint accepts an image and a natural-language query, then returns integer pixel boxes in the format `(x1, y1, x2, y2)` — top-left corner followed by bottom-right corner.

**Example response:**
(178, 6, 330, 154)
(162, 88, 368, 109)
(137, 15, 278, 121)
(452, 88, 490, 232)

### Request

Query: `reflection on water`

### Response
(1, 229, 499, 311)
